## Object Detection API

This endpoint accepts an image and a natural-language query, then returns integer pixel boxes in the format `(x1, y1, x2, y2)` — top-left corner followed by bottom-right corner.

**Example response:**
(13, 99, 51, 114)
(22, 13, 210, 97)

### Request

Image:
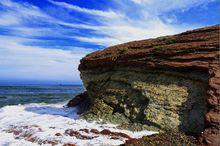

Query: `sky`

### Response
(0, 0, 219, 85)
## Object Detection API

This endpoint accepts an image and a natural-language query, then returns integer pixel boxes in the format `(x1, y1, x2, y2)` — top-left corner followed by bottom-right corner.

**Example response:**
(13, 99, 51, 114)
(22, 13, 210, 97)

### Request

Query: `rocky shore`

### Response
(69, 25, 219, 145)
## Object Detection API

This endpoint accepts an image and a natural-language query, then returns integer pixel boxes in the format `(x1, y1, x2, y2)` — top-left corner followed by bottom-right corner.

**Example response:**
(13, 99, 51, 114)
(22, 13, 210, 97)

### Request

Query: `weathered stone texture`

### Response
(78, 25, 220, 145)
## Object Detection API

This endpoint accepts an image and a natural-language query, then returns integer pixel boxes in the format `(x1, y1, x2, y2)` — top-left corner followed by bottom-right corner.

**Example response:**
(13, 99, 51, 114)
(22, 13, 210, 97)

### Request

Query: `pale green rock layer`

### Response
(80, 68, 208, 134)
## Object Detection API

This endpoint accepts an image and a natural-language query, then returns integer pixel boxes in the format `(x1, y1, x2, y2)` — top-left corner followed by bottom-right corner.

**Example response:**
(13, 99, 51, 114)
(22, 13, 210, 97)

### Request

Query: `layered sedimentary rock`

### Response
(78, 25, 220, 145)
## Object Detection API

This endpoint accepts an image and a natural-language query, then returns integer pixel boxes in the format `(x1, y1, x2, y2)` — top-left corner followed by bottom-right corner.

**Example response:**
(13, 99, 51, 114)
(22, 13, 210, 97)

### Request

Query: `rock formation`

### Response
(76, 25, 219, 145)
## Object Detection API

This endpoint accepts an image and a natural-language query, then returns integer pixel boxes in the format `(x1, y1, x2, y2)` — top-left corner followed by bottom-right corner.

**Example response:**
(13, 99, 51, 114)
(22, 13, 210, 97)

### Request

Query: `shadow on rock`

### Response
(66, 91, 91, 114)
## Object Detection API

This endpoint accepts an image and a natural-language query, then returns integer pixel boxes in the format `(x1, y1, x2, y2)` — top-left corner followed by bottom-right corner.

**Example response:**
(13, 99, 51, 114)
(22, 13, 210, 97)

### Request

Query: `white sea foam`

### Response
(0, 103, 157, 146)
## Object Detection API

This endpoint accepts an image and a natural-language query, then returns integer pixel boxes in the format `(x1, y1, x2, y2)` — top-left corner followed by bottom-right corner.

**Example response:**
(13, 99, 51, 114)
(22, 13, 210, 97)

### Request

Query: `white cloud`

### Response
(74, 36, 122, 46)
(0, 12, 21, 26)
(48, 0, 123, 18)
(0, 35, 92, 82)
(0, 0, 49, 18)
(0, 0, 88, 83)
(130, 0, 214, 12)
(48, 0, 213, 46)
(0, 0, 216, 83)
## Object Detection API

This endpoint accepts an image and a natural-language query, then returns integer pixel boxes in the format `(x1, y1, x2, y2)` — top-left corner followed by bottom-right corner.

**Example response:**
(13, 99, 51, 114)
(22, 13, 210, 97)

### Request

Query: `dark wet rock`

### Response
(5, 125, 59, 145)
(90, 129, 100, 134)
(42, 140, 59, 145)
(111, 136, 120, 140)
(63, 144, 76, 146)
(55, 133, 62, 136)
(100, 129, 113, 135)
(64, 129, 95, 140)
(67, 92, 87, 107)
(64, 128, 134, 141)
(100, 129, 132, 140)
(67, 91, 91, 114)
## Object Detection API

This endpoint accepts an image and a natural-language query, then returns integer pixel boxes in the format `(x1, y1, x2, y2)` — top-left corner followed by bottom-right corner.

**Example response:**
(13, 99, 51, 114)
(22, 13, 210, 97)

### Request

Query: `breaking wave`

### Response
(0, 103, 157, 146)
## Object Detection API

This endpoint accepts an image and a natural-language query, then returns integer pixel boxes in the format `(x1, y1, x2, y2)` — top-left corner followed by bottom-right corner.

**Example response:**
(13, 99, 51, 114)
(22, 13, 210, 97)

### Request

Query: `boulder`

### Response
(67, 92, 91, 114)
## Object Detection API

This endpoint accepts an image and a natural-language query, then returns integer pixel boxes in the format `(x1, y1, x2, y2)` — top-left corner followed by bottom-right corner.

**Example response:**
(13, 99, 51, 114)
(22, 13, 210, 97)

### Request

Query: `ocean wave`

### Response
(0, 103, 157, 146)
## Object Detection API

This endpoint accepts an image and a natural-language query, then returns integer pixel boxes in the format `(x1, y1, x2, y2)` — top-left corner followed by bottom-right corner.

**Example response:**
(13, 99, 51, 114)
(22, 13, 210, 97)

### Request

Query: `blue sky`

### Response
(0, 0, 219, 84)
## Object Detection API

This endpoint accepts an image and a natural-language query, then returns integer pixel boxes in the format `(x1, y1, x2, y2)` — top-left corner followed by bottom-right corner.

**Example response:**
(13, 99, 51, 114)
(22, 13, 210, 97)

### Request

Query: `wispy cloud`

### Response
(0, 0, 217, 83)
(0, 0, 95, 83)
(48, 0, 214, 46)
(48, 0, 122, 18)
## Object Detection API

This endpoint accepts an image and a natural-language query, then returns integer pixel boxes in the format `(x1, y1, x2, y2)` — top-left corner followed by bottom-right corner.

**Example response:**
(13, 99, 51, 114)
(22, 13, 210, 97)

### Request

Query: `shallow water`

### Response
(0, 85, 157, 146)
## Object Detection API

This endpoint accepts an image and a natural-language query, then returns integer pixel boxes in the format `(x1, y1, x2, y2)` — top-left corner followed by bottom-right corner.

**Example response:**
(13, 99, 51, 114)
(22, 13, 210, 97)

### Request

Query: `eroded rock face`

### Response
(81, 68, 208, 134)
(78, 25, 220, 145)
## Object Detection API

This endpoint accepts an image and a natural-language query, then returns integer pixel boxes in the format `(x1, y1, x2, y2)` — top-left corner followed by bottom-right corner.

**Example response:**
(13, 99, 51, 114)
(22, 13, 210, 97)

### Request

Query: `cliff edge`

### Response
(77, 25, 219, 145)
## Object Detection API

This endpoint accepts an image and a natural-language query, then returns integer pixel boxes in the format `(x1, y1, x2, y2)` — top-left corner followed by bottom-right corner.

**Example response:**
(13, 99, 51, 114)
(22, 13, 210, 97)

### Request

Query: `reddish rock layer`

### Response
(79, 25, 220, 145)
(6, 125, 133, 146)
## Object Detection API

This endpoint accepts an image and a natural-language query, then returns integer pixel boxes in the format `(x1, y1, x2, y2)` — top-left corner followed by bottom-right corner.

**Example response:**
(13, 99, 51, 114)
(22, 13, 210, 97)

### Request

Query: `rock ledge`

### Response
(77, 25, 219, 145)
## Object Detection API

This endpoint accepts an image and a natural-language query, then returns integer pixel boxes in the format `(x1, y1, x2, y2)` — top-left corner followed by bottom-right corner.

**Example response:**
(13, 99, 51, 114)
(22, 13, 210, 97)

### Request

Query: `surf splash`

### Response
(0, 103, 157, 146)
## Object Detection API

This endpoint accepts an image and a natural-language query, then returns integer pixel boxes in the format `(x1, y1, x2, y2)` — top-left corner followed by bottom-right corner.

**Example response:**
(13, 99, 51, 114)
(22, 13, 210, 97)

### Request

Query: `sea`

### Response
(0, 85, 156, 146)
(0, 85, 84, 107)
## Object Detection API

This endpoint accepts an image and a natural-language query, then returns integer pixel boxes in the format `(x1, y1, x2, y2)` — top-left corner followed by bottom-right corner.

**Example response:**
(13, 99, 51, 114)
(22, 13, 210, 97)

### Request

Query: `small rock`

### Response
(55, 133, 62, 136)
(63, 144, 76, 146)
(90, 129, 100, 134)
(110, 136, 120, 140)
(100, 129, 112, 135)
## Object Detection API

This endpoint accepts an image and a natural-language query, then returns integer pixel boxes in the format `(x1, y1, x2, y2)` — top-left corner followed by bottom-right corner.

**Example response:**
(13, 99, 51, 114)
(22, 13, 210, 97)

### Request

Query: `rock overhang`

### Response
(78, 25, 220, 145)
